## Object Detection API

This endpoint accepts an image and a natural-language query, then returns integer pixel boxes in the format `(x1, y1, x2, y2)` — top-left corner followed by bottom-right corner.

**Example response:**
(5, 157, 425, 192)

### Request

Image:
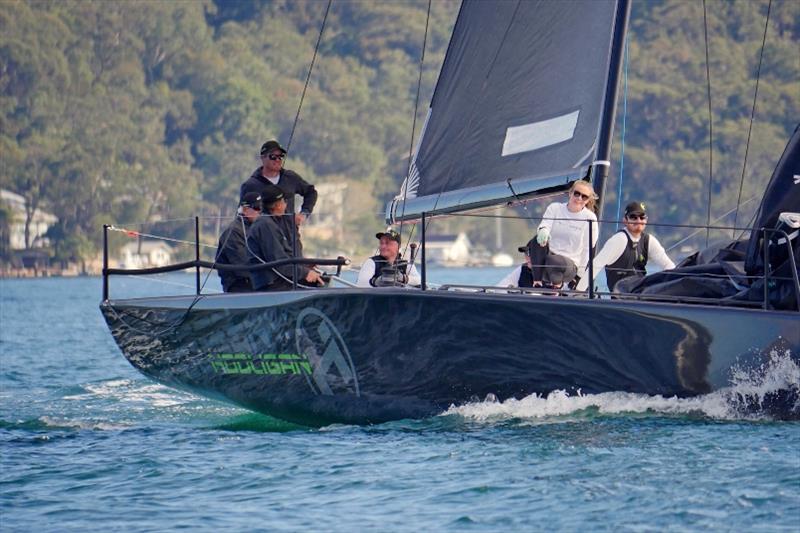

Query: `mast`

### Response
(592, 0, 631, 219)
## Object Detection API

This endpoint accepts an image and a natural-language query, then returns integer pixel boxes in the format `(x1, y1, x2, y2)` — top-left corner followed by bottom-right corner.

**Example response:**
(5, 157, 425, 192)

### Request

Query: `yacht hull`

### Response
(100, 289, 800, 425)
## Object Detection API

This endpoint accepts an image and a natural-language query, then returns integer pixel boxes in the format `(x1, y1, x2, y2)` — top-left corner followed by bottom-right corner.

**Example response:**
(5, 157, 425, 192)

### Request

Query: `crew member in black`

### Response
(577, 201, 675, 292)
(496, 239, 537, 288)
(246, 187, 322, 291)
(240, 140, 317, 256)
(215, 192, 262, 293)
(355, 229, 421, 287)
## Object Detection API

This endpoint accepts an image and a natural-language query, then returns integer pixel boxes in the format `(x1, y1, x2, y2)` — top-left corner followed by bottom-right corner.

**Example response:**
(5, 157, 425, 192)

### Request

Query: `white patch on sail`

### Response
(502, 110, 580, 157)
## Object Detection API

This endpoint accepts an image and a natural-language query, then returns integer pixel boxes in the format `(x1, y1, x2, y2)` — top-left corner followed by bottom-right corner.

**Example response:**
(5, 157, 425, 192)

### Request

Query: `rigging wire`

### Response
(615, 31, 630, 231)
(732, 0, 772, 237)
(702, 0, 714, 249)
(398, 0, 432, 259)
(107, 225, 217, 250)
(116, 216, 229, 227)
(106, 212, 329, 337)
(285, 0, 332, 154)
(665, 194, 759, 253)
(106, 216, 240, 336)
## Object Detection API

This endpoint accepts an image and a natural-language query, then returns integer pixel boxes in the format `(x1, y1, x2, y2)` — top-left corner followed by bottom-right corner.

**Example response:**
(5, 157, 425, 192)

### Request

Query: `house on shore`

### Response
(424, 233, 472, 266)
(119, 241, 174, 269)
(303, 182, 347, 242)
(1, 188, 58, 252)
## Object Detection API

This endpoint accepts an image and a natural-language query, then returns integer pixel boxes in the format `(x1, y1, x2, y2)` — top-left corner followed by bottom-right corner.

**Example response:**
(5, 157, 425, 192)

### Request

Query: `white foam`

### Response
(38, 415, 130, 431)
(65, 379, 199, 408)
(447, 350, 799, 422)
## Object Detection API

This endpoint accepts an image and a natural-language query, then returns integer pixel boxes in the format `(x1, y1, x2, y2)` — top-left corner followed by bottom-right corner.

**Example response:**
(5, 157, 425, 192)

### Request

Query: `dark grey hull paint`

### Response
(100, 289, 800, 426)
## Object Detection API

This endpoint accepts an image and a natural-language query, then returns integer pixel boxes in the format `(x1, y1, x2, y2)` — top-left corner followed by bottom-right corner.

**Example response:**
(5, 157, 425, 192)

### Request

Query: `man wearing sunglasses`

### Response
(240, 140, 318, 256)
(576, 201, 675, 293)
(215, 192, 263, 293)
(356, 229, 421, 288)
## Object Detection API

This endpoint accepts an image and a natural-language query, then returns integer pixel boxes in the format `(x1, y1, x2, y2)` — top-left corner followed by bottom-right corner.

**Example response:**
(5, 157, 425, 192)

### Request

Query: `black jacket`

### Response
(246, 215, 309, 291)
(215, 216, 253, 292)
(240, 168, 317, 216)
(240, 168, 316, 257)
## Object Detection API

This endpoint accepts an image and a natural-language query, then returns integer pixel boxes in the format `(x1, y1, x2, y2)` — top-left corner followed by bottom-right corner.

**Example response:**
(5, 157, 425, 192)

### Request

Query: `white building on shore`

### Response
(0, 188, 58, 250)
(119, 241, 174, 269)
(424, 233, 472, 266)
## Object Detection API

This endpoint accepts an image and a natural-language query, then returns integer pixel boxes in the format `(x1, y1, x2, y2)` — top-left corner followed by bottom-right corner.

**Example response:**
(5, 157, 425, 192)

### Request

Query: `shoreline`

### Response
(0, 267, 101, 279)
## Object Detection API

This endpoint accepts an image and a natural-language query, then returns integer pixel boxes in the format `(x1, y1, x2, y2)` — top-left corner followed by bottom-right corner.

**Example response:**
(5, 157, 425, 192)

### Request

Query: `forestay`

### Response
(388, 0, 622, 223)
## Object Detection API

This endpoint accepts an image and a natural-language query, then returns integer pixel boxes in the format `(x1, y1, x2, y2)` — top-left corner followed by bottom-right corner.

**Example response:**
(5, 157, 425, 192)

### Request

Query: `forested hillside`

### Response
(1, 0, 797, 264)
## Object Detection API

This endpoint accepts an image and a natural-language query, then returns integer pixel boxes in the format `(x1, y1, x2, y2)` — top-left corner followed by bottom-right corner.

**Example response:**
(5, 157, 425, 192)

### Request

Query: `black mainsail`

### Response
(388, 0, 627, 223)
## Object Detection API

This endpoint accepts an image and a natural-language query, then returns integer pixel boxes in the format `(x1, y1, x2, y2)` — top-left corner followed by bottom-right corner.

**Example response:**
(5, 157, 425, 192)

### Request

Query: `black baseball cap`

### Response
(624, 201, 647, 217)
(376, 229, 401, 244)
(260, 140, 287, 155)
(240, 192, 262, 210)
(517, 238, 535, 254)
(260, 185, 285, 206)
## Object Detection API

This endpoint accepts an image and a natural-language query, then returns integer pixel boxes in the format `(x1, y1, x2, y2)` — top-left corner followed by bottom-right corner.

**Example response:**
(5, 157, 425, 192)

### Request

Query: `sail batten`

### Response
(388, 0, 621, 223)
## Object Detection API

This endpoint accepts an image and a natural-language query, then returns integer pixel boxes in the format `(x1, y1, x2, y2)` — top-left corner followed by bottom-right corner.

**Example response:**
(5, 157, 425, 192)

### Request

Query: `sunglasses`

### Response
(264, 153, 285, 161)
(572, 190, 591, 201)
(626, 214, 647, 221)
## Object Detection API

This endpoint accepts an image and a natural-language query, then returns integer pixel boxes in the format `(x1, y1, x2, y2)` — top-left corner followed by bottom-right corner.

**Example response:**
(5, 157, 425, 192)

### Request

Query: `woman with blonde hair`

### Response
(527, 180, 599, 290)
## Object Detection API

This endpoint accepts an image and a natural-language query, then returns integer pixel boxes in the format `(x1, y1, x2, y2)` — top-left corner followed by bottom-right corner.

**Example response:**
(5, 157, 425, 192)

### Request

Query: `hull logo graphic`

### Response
(295, 307, 359, 396)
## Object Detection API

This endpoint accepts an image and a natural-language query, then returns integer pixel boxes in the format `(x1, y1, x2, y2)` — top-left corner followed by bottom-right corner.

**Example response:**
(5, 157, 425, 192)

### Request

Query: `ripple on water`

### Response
(1, 277, 799, 531)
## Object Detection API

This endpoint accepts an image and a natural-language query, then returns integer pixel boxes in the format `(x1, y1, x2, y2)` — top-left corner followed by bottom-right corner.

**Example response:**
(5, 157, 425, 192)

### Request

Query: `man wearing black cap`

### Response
(356, 229, 421, 287)
(577, 201, 675, 292)
(215, 192, 262, 292)
(246, 186, 323, 291)
(496, 239, 537, 288)
(240, 140, 317, 256)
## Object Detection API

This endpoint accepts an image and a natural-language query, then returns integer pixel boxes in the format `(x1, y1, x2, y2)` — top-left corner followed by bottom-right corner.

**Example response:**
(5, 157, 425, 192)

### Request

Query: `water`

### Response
(1, 273, 799, 531)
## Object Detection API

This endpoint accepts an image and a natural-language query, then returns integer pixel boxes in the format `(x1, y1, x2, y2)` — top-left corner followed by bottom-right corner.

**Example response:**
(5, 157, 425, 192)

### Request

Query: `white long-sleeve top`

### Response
(576, 228, 675, 291)
(356, 256, 421, 287)
(538, 202, 599, 270)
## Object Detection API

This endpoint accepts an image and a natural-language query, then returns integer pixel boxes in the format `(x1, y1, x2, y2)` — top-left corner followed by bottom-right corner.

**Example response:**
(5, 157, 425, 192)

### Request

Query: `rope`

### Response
(399, 0, 432, 259)
(702, 0, 714, 248)
(615, 31, 630, 230)
(733, 0, 772, 235)
(106, 215, 242, 334)
(285, 0, 332, 153)
(117, 216, 229, 227)
(107, 225, 217, 249)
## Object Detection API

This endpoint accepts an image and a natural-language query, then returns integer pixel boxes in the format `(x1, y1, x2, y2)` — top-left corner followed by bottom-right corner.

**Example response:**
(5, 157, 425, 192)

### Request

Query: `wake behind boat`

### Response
(100, 0, 799, 426)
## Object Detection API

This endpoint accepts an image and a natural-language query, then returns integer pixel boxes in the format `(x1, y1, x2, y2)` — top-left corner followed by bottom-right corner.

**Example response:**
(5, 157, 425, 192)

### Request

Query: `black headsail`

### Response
(387, 0, 629, 223)
(744, 124, 800, 309)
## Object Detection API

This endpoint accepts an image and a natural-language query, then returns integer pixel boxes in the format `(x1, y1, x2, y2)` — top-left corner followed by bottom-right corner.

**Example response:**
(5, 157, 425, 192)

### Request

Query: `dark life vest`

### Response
(369, 254, 409, 287)
(605, 231, 649, 291)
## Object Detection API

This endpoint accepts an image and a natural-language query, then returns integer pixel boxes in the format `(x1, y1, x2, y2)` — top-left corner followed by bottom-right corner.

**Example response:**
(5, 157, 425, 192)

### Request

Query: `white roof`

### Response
(0, 188, 58, 224)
